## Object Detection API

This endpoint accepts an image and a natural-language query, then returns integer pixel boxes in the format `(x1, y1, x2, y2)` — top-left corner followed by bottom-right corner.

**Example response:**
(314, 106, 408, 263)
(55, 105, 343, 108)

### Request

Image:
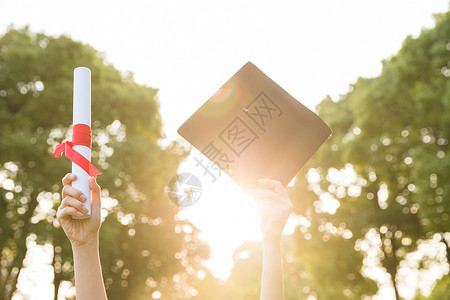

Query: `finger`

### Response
(257, 179, 286, 195)
(251, 190, 293, 214)
(60, 196, 89, 214)
(257, 202, 290, 221)
(246, 189, 285, 205)
(89, 177, 101, 208)
(57, 206, 85, 220)
(258, 179, 293, 207)
(254, 197, 292, 211)
(62, 173, 77, 187)
(62, 185, 87, 202)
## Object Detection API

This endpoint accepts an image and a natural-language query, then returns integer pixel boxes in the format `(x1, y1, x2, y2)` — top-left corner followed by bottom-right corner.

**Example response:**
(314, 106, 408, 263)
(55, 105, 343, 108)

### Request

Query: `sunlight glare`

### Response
(177, 148, 307, 279)
(177, 149, 269, 278)
(14, 238, 53, 300)
(317, 192, 340, 215)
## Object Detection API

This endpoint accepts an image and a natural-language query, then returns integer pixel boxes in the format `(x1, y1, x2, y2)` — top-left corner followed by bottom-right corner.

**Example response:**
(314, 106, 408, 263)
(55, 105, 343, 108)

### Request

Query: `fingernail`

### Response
(80, 195, 87, 202)
(76, 211, 83, 216)
(81, 206, 89, 213)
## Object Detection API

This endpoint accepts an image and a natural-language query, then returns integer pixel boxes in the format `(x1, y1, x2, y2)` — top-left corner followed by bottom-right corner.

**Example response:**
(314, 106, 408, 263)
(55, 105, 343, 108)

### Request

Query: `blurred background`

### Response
(0, 1, 449, 299)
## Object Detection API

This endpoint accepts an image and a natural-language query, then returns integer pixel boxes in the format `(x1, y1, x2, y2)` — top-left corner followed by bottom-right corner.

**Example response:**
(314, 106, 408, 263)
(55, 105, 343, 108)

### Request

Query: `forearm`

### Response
(260, 240, 284, 300)
(72, 238, 108, 300)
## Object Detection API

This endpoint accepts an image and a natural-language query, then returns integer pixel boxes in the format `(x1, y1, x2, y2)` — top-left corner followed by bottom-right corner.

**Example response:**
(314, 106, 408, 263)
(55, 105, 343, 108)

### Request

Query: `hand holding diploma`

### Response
(57, 173, 102, 247)
(53, 67, 101, 219)
(57, 173, 107, 300)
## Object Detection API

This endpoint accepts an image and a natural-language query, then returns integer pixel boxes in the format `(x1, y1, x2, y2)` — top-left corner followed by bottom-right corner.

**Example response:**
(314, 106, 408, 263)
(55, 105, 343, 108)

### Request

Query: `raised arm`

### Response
(247, 179, 293, 300)
(56, 173, 107, 300)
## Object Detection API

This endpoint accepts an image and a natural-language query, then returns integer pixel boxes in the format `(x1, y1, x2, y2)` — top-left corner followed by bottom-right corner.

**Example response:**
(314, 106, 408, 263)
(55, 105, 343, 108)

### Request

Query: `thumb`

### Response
(89, 177, 102, 208)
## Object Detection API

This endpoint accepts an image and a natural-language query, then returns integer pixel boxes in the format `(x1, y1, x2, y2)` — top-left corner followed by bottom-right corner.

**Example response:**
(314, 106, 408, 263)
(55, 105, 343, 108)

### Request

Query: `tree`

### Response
(414, 276, 450, 300)
(195, 9, 450, 300)
(0, 27, 209, 299)
(290, 10, 450, 299)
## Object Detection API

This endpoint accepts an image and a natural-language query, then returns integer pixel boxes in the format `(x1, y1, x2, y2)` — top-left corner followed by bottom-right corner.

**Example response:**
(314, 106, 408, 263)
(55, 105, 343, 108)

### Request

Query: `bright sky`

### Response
(1, 1, 449, 299)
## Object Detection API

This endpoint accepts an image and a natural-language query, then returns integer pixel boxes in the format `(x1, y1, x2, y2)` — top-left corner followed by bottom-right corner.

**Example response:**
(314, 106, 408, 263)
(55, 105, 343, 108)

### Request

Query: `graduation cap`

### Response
(178, 62, 332, 188)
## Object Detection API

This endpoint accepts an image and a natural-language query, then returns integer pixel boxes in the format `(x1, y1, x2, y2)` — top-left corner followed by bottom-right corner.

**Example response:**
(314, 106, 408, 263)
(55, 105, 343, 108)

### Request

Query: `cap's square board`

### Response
(178, 62, 332, 188)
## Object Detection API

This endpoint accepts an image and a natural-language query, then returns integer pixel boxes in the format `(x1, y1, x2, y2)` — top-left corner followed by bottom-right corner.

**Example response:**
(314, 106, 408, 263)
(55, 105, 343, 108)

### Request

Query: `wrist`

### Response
(262, 238, 281, 250)
(72, 236, 99, 252)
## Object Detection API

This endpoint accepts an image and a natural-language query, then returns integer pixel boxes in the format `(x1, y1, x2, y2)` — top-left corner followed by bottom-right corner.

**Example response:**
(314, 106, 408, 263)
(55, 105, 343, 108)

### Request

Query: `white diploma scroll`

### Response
(72, 67, 91, 219)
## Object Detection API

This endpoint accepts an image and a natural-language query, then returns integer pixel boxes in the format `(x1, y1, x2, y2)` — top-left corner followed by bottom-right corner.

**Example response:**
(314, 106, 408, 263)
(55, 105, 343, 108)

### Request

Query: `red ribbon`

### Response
(53, 124, 101, 178)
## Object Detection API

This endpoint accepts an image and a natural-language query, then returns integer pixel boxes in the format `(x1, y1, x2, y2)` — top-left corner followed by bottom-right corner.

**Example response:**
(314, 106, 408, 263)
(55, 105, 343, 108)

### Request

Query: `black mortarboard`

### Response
(178, 62, 332, 188)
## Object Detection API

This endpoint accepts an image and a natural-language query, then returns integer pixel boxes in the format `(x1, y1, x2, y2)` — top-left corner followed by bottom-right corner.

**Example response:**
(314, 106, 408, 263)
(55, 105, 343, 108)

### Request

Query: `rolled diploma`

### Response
(72, 67, 91, 219)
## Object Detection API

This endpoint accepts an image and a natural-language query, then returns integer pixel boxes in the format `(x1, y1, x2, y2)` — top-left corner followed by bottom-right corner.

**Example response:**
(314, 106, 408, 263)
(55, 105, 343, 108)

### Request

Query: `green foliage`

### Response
(2, 9, 449, 299)
(414, 276, 450, 300)
(196, 9, 450, 300)
(0, 27, 209, 299)
(295, 10, 450, 299)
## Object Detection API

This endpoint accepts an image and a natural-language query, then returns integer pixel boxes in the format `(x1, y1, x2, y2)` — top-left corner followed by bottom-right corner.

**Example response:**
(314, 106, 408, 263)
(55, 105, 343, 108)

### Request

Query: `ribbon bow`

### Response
(53, 124, 101, 177)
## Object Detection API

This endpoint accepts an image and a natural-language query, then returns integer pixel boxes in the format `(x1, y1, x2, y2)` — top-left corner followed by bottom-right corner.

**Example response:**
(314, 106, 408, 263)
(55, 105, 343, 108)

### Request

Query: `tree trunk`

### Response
(0, 258, 7, 300)
(7, 264, 23, 300)
(3, 191, 39, 300)
(4, 236, 28, 300)
(53, 275, 62, 300)
(0, 196, 9, 297)
(392, 279, 401, 300)
(385, 260, 400, 300)
(383, 237, 400, 300)
(53, 244, 62, 300)
(442, 234, 450, 267)
(1, 256, 19, 300)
